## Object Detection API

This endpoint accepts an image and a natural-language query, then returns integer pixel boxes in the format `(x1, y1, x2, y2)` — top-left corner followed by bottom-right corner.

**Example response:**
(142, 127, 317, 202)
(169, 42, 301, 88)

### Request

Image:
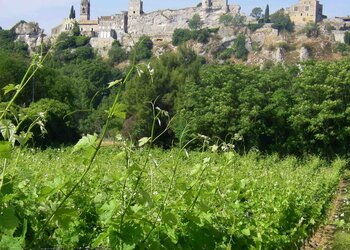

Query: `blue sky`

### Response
(0, 0, 349, 34)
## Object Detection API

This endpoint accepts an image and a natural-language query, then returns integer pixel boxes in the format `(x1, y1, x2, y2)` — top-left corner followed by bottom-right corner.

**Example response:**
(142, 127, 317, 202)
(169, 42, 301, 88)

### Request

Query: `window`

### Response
(305, 6, 310, 11)
(294, 7, 298, 11)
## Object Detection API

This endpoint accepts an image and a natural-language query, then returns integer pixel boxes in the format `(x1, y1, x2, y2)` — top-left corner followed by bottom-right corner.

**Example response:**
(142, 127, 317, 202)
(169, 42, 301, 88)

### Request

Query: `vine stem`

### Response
(40, 65, 135, 231)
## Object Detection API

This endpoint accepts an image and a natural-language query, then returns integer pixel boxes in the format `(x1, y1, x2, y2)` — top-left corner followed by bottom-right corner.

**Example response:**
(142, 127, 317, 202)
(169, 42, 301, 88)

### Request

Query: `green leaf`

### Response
(107, 79, 122, 89)
(138, 137, 150, 147)
(111, 103, 126, 120)
(242, 228, 251, 236)
(0, 120, 16, 143)
(2, 84, 18, 95)
(0, 207, 20, 235)
(0, 235, 23, 250)
(0, 141, 11, 159)
(73, 133, 98, 153)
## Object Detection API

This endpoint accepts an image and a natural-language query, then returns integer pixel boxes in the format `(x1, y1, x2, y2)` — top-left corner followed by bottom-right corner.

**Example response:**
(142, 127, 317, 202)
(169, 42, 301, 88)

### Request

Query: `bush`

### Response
(172, 29, 193, 46)
(247, 23, 264, 32)
(172, 28, 213, 46)
(303, 22, 319, 38)
(233, 34, 249, 60)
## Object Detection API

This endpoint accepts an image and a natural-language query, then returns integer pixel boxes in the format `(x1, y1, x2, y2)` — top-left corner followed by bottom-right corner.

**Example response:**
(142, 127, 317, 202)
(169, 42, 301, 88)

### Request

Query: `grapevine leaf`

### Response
(138, 137, 150, 147)
(242, 228, 250, 236)
(3, 84, 18, 95)
(0, 141, 11, 159)
(73, 134, 98, 153)
(111, 103, 126, 120)
(0, 207, 19, 235)
(0, 120, 16, 143)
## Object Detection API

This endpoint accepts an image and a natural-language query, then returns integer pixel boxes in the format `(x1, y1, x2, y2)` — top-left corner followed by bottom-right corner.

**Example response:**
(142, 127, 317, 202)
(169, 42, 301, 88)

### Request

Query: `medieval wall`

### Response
(127, 5, 240, 42)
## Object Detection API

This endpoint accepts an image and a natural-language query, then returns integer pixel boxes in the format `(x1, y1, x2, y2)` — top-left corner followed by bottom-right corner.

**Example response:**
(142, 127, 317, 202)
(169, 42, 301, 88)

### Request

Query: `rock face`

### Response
(14, 22, 46, 53)
(299, 47, 310, 61)
(275, 47, 285, 63)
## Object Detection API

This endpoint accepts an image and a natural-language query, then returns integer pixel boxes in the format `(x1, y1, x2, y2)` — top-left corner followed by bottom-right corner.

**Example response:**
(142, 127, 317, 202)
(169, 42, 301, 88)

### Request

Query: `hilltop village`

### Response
(10, 0, 350, 64)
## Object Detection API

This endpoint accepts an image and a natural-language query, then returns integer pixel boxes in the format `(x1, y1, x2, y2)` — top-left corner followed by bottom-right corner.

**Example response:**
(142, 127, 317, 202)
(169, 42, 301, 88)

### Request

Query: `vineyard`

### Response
(0, 147, 345, 249)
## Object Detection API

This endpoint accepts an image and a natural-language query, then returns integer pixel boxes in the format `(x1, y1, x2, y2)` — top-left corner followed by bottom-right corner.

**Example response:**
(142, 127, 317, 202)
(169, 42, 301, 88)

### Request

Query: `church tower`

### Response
(80, 0, 90, 21)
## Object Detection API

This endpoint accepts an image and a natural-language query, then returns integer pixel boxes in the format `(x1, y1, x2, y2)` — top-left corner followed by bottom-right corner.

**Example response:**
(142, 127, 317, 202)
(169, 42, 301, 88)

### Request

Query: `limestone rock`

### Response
(14, 22, 45, 53)
(275, 48, 285, 63)
(299, 47, 310, 61)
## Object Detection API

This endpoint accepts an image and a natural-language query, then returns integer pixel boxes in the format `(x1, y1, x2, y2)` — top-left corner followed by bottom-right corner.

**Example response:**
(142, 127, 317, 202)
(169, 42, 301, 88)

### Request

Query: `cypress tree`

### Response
(264, 4, 270, 23)
(69, 6, 75, 19)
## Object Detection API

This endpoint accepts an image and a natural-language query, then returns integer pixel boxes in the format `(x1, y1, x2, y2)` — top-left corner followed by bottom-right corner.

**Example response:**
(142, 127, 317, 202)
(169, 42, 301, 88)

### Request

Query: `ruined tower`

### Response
(202, 0, 228, 11)
(128, 0, 143, 17)
(202, 0, 212, 10)
(80, 0, 90, 21)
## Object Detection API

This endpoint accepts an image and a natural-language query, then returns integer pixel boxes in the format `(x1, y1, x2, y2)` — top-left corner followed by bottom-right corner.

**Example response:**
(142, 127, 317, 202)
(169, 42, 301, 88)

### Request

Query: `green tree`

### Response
(123, 47, 204, 144)
(264, 4, 270, 23)
(270, 9, 294, 32)
(129, 35, 153, 62)
(108, 41, 128, 64)
(23, 98, 79, 145)
(250, 7, 263, 20)
(188, 14, 203, 30)
(69, 5, 76, 19)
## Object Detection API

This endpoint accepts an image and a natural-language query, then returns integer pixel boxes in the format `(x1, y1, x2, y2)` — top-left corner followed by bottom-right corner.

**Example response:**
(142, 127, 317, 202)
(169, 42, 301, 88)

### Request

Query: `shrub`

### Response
(188, 14, 203, 30)
(303, 22, 319, 38)
(233, 34, 249, 60)
(219, 14, 234, 27)
(247, 23, 264, 32)
(172, 29, 194, 46)
(325, 23, 336, 33)
(74, 46, 94, 60)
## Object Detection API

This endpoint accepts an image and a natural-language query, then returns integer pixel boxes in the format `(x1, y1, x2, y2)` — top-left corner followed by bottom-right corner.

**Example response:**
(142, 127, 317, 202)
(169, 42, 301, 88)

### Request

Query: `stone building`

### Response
(286, 0, 326, 25)
(52, 0, 240, 45)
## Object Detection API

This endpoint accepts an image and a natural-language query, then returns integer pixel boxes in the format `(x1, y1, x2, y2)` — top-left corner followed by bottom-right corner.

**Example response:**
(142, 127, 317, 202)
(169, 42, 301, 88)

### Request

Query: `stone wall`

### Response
(127, 5, 240, 42)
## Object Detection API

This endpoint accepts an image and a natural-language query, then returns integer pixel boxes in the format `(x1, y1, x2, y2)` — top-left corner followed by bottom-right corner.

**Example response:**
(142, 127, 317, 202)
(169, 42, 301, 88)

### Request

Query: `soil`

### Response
(303, 179, 348, 250)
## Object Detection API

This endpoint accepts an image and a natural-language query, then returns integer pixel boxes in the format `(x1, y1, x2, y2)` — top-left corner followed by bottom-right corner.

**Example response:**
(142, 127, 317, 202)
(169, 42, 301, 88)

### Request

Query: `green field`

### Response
(0, 147, 345, 249)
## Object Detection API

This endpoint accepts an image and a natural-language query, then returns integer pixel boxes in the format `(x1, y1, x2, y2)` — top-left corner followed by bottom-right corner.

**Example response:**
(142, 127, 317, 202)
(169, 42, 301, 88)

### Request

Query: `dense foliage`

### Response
(0, 148, 345, 248)
(270, 9, 294, 33)
(172, 28, 215, 46)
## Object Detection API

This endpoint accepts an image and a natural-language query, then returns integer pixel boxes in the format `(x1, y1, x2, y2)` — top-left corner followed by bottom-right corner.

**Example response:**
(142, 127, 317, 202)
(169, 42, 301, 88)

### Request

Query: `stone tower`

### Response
(129, 0, 143, 17)
(202, 0, 212, 10)
(80, 0, 90, 21)
(202, 0, 228, 11)
(287, 0, 325, 25)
